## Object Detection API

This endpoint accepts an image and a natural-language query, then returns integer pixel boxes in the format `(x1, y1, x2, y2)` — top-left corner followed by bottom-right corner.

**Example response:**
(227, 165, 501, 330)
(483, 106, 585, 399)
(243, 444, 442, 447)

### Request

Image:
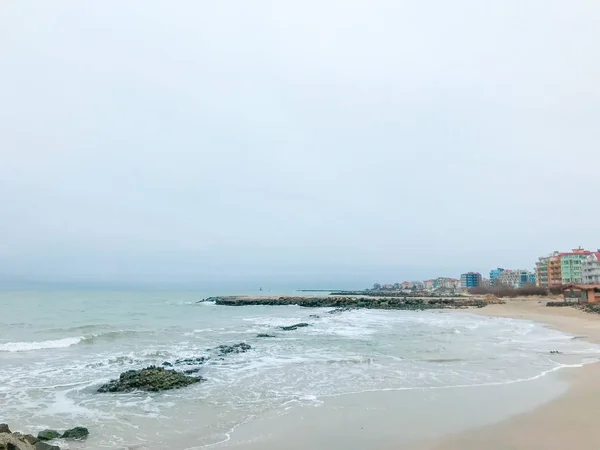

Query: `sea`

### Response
(1, 290, 599, 450)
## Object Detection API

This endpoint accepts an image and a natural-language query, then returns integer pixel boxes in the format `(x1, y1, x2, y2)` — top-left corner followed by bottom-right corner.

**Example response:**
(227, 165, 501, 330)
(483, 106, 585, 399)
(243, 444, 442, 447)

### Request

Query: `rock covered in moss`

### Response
(97, 366, 204, 393)
(60, 427, 89, 440)
(36, 430, 60, 441)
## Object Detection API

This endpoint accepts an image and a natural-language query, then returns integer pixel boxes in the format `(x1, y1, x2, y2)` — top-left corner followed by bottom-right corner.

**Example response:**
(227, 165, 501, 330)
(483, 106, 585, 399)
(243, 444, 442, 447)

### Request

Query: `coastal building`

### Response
(548, 254, 562, 288)
(400, 281, 412, 290)
(423, 280, 435, 290)
(460, 272, 482, 289)
(536, 254, 552, 287)
(412, 281, 424, 291)
(536, 249, 591, 287)
(489, 268, 504, 286)
(562, 284, 600, 303)
(582, 252, 600, 284)
(497, 269, 535, 288)
(480, 277, 491, 287)
(560, 248, 591, 284)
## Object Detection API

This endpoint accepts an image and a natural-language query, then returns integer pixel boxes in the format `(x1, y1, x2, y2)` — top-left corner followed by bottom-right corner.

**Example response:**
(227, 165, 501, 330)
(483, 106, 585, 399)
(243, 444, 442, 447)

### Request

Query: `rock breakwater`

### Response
(213, 296, 495, 310)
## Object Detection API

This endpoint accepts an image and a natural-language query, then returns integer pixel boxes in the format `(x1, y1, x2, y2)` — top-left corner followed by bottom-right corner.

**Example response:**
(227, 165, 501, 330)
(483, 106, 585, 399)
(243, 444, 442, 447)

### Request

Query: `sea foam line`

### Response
(0, 337, 83, 352)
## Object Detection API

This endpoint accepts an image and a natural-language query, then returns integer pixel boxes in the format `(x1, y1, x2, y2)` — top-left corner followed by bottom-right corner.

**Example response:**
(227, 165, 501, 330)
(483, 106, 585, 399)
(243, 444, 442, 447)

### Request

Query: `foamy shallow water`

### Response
(1, 291, 599, 449)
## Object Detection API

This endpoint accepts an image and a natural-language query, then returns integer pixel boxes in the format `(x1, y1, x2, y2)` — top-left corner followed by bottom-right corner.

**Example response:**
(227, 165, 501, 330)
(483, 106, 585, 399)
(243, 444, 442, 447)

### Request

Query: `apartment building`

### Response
(582, 252, 600, 284)
(460, 272, 481, 289)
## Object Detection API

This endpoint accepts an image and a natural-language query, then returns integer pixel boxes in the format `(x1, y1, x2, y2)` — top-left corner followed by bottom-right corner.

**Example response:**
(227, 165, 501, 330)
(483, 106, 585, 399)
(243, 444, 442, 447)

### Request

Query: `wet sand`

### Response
(424, 298, 600, 450)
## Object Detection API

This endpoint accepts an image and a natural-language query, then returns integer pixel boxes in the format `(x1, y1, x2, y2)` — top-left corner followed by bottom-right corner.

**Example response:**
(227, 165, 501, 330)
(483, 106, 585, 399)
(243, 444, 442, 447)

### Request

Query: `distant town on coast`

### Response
(370, 247, 600, 295)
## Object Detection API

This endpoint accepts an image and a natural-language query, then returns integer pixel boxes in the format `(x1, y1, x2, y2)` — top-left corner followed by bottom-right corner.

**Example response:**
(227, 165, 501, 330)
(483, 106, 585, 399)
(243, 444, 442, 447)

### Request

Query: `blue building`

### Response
(489, 268, 505, 286)
(460, 272, 482, 289)
(527, 272, 536, 285)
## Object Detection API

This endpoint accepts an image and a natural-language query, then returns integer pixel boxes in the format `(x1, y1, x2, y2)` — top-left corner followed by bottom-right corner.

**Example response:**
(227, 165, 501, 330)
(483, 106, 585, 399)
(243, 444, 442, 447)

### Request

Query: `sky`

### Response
(1, 1, 599, 289)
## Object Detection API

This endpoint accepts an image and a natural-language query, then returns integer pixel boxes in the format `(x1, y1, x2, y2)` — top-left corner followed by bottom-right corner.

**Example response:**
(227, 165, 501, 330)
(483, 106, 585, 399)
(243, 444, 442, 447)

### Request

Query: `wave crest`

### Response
(0, 337, 83, 352)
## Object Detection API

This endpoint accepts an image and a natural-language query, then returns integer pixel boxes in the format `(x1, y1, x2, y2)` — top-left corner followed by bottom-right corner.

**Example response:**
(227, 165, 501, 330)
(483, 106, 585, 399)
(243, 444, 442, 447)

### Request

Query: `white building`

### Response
(582, 252, 600, 284)
(497, 269, 533, 288)
(423, 280, 435, 290)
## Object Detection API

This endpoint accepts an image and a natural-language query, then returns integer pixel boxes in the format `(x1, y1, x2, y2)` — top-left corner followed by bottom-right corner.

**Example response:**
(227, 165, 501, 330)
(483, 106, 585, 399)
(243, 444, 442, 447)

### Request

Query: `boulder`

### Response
(22, 436, 36, 446)
(36, 431, 60, 442)
(97, 366, 204, 393)
(61, 427, 89, 440)
(35, 443, 60, 450)
(0, 424, 10, 434)
(279, 323, 310, 331)
(256, 334, 276, 338)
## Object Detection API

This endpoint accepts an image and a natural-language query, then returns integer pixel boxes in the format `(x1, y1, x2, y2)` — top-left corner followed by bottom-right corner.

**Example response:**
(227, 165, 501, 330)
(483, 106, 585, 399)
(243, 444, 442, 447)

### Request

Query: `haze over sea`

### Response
(1, 290, 599, 449)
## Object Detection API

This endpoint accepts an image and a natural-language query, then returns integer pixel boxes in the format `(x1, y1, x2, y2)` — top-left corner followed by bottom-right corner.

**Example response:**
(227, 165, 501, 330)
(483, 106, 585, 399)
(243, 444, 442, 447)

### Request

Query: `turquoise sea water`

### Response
(1, 290, 599, 449)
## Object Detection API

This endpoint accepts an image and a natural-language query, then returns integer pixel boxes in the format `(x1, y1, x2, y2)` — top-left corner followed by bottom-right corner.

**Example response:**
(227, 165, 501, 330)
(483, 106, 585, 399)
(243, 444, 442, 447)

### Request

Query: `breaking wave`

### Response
(0, 337, 84, 352)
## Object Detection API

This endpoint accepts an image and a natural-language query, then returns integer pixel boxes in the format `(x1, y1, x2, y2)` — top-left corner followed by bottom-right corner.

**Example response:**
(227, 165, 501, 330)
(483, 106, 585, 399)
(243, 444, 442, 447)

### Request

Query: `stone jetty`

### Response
(210, 295, 495, 310)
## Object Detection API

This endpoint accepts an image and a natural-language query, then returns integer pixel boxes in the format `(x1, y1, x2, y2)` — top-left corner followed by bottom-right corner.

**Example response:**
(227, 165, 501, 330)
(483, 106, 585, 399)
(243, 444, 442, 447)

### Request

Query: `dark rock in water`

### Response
(0, 424, 10, 434)
(97, 366, 204, 393)
(309, 314, 320, 318)
(256, 333, 276, 338)
(37, 430, 60, 441)
(217, 343, 251, 355)
(280, 323, 310, 331)
(173, 356, 208, 366)
(549, 350, 562, 354)
(162, 362, 173, 367)
(61, 427, 89, 440)
(35, 442, 60, 450)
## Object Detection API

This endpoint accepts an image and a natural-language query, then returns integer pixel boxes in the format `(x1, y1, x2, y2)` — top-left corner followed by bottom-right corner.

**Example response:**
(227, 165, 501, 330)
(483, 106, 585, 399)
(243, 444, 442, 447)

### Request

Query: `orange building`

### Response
(548, 254, 562, 287)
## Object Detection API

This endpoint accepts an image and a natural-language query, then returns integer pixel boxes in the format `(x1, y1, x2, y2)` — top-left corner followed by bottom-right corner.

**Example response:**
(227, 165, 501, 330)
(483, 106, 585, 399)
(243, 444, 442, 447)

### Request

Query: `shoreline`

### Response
(424, 298, 600, 450)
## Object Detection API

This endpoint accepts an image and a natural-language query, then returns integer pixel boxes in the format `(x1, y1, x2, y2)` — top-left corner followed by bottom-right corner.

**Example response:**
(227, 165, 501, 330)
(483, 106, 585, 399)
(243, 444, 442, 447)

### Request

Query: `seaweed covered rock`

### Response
(36, 431, 60, 442)
(97, 366, 203, 393)
(60, 427, 89, 440)
(279, 323, 310, 331)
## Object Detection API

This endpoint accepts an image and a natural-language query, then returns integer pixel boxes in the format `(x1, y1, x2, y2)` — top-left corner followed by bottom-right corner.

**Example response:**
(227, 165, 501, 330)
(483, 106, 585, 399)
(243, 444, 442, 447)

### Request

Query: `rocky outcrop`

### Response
(36, 431, 59, 442)
(546, 301, 572, 307)
(35, 443, 59, 450)
(214, 296, 495, 310)
(60, 427, 88, 440)
(99, 342, 253, 393)
(280, 323, 310, 331)
(97, 366, 203, 393)
(217, 343, 251, 355)
(1, 424, 89, 450)
(1, 426, 44, 450)
(256, 333, 276, 338)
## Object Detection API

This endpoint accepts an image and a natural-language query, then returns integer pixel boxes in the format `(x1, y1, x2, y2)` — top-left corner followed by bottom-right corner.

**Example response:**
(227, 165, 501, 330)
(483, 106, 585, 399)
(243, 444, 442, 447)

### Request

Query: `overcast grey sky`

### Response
(1, 1, 599, 288)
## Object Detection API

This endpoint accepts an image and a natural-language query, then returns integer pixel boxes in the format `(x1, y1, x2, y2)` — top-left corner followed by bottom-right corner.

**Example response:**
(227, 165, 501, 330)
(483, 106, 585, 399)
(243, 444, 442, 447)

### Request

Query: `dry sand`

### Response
(424, 298, 600, 450)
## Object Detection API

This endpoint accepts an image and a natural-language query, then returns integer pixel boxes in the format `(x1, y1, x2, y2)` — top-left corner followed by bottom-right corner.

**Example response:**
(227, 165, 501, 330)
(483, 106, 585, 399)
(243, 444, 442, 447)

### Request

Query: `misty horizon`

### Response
(2, 1, 599, 288)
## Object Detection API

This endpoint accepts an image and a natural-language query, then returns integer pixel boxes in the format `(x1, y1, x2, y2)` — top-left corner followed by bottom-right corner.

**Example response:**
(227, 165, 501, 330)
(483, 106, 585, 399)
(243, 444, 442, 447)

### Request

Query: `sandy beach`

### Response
(425, 298, 600, 450)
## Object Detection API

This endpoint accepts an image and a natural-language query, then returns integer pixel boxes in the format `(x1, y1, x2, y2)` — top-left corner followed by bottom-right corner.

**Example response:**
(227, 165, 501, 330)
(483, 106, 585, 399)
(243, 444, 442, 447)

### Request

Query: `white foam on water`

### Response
(0, 337, 84, 352)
